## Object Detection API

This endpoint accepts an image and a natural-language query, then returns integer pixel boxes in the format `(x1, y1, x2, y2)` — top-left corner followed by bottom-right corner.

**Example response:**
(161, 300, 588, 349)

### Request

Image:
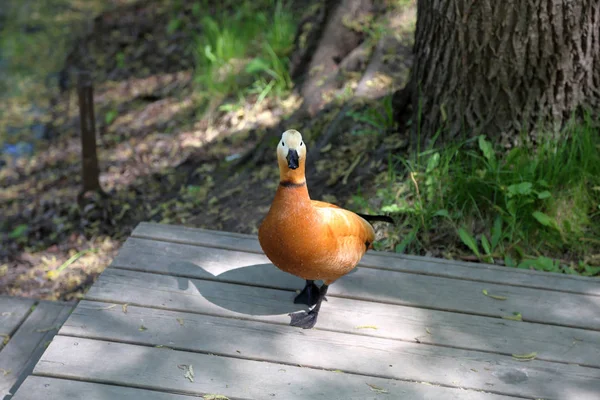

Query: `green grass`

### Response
(192, 0, 295, 103)
(354, 113, 600, 276)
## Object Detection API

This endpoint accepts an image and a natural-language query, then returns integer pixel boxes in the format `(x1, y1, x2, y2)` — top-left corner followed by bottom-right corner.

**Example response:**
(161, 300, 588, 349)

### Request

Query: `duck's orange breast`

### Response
(258, 185, 374, 284)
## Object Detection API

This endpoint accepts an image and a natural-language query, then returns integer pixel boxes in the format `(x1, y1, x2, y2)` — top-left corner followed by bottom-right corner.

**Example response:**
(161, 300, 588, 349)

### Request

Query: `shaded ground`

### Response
(0, 0, 416, 299)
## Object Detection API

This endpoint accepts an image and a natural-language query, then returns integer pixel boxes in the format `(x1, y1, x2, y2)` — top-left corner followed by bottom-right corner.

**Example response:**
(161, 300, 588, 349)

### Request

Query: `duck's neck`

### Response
(276, 178, 309, 196)
(275, 161, 311, 205)
(278, 158, 306, 187)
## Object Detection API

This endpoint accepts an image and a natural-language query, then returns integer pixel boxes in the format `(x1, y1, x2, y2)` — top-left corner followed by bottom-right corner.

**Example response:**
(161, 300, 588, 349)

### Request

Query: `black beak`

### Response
(286, 149, 299, 170)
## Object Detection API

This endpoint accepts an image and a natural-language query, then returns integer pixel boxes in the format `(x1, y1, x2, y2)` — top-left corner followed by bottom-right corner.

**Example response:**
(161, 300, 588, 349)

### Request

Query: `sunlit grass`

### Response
(354, 111, 600, 275)
(192, 0, 295, 103)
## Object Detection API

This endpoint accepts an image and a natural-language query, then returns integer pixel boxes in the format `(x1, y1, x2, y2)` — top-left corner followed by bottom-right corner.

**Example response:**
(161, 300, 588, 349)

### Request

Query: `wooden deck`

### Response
(0, 297, 73, 399)
(9, 222, 600, 400)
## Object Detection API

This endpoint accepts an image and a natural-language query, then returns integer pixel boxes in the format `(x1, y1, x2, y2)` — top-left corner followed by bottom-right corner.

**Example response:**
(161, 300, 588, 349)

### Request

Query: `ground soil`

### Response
(0, 0, 416, 300)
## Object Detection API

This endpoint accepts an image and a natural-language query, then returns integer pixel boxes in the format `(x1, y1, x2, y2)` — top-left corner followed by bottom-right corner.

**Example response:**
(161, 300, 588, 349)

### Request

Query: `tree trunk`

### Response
(77, 71, 103, 196)
(410, 0, 600, 147)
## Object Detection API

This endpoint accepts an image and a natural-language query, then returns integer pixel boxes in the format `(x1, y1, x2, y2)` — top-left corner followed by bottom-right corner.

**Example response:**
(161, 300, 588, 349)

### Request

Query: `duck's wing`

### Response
(312, 200, 376, 251)
(311, 200, 341, 209)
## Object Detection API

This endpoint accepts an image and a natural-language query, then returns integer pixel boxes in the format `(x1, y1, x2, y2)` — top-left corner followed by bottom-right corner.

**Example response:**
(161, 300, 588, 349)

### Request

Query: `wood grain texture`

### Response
(110, 238, 600, 330)
(85, 270, 600, 368)
(11, 376, 201, 400)
(132, 222, 600, 296)
(35, 336, 520, 400)
(0, 297, 35, 338)
(58, 300, 600, 399)
(0, 301, 73, 399)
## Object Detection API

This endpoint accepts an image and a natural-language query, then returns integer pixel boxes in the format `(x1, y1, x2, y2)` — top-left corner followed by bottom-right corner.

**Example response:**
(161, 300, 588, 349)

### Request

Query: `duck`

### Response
(258, 129, 393, 329)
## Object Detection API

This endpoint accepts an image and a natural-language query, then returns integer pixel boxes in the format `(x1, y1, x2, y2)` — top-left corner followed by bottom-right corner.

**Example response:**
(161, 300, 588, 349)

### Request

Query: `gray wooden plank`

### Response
(85, 270, 600, 368)
(0, 297, 35, 344)
(11, 376, 202, 400)
(132, 222, 600, 296)
(59, 300, 600, 400)
(0, 301, 73, 399)
(35, 336, 520, 400)
(110, 238, 600, 331)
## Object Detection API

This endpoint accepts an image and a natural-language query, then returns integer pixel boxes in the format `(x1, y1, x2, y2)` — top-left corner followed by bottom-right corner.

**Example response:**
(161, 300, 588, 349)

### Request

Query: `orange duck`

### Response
(258, 129, 392, 329)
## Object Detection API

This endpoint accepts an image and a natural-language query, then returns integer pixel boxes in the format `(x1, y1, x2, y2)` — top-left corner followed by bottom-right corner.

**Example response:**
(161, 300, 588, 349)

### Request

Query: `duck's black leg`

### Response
(293, 280, 320, 307)
(290, 284, 329, 329)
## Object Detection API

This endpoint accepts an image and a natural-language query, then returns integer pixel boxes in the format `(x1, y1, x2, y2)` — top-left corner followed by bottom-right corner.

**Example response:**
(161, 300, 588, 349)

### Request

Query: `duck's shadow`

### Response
(167, 260, 357, 316)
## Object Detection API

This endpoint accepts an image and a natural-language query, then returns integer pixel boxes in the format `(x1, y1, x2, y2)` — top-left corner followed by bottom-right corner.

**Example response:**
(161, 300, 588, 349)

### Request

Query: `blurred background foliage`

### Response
(0, 0, 598, 301)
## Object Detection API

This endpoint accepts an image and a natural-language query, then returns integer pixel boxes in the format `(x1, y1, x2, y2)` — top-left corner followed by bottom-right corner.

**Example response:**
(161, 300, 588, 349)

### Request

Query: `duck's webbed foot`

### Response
(290, 309, 319, 329)
(293, 280, 320, 307)
(290, 284, 329, 329)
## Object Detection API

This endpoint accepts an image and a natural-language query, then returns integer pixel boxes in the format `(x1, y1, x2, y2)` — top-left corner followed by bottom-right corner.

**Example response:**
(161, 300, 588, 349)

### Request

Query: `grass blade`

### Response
(458, 228, 480, 257)
(491, 216, 502, 249)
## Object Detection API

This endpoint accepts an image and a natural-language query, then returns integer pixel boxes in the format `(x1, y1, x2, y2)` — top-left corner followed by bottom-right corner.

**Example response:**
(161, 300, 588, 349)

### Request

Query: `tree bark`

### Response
(410, 0, 600, 147)
(77, 71, 103, 195)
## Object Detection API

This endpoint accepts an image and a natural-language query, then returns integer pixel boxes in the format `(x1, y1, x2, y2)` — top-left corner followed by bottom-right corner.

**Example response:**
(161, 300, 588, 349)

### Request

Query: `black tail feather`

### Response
(356, 213, 394, 224)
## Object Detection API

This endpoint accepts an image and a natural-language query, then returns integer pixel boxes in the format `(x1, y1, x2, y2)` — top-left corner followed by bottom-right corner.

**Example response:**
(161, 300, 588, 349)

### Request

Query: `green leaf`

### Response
(482, 289, 507, 300)
(532, 211, 559, 230)
(426, 152, 440, 173)
(105, 110, 118, 125)
(478, 135, 495, 165)
(116, 52, 126, 69)
(56, 249, 97, 273)
(191, 3, 201, 16)
(502, 312, 522, 321)
(507, 182, 533, 197)
(536, 256, 559, 272)
(167, 18, 182, 34)
(9, 224, 28, 239)
(457, 228, 480, 257)
(537, 190, 552, 199)
(512, 352, 537, 361)
(481, 235, 491, 255)
(538, 179, 549, 188)
(204, 45, 217, 63)
(491, 216, 502, 250)
(395, 231, 416, 254)
(517, 259, 536, 269)
(381, 204, 403, 213)
(504, 256, 517, 268)
(506, 199, 517, 216)
(432, 209, 450, 218)
(366, 383, 389, 394)
(518, 256, 559, 272)
(582, 265, 600, 276)
(245, 57, 271, 74)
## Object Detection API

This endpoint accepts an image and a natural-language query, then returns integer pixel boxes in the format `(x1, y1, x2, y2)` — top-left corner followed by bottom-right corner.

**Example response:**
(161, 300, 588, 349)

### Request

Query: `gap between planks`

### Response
(131, 222, 600, 297)
(108, 239, 600, 332)
(69, 297, 600, 370)
(84, 270, 600, 369)
(64, 299, 600, 370)
(12, 376, 218, 400)
(33, 336, 534, 400)
(1, 301, 74, 399)
(51, 333, 534, 400)
(110, 262, 600, 334)
(55, 301, 600, 400)
(0, 297, 36, 351)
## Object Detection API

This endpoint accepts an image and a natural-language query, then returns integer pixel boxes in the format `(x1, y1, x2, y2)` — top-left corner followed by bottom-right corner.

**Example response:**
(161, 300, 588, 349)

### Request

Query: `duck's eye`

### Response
(300, 141, 304, 146)
(281, 141, 285, 146)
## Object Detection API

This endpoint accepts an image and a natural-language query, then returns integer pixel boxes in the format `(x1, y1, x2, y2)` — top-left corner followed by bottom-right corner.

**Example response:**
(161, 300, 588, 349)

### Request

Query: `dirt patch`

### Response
(0, 0, 416, 299)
